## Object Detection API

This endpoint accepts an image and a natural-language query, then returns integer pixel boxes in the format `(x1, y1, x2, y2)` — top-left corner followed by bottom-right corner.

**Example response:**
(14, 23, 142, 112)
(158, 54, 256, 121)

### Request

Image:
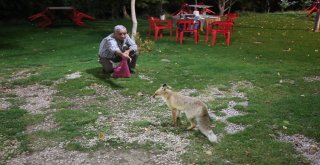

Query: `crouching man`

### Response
(98, 25, 138, 74)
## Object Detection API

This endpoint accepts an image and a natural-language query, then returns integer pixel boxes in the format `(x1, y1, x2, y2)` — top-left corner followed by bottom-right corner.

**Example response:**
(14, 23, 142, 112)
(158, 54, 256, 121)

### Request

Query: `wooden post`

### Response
(314, 11, 320, 32)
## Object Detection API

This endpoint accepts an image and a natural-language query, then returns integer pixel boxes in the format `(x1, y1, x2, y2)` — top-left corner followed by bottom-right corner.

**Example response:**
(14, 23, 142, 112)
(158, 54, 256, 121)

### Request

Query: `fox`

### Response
(152, 84, 218, 143)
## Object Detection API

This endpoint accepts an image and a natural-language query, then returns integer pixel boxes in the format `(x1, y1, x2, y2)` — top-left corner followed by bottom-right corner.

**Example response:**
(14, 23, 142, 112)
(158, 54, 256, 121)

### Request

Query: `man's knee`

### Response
(99, 57, 114, 73)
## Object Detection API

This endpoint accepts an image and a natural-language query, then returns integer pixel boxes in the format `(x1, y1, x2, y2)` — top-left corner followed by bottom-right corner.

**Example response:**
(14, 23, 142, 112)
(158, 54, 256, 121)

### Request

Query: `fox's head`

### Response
(152, 84, 170, 98)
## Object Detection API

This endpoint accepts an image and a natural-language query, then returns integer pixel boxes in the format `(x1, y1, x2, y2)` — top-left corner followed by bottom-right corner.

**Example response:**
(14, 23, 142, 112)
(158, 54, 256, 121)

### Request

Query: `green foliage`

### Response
(135, 32, 155, 53)
(279, 0, 298, 10)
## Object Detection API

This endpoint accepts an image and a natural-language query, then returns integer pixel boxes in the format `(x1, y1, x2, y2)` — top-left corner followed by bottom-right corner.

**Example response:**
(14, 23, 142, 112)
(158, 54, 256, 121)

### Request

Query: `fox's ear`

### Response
(161, 84, 167, 91)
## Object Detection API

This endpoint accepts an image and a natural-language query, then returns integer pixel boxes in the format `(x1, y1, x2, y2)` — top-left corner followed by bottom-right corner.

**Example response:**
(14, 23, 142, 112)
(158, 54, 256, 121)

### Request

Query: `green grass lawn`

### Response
(0, 12, 319, 164)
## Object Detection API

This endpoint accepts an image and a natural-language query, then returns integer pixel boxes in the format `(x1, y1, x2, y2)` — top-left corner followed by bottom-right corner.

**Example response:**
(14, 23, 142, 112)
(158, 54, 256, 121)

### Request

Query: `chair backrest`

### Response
(224, 13, 239, 22)
(209, 21, 234, 33)
(147, 16, 160, 27)
(176, 19, 201, 32)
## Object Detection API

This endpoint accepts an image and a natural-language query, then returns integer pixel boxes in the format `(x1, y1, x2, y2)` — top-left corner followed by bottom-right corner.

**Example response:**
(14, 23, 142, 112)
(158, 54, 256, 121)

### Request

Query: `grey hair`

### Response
(114, 25, 127, 32)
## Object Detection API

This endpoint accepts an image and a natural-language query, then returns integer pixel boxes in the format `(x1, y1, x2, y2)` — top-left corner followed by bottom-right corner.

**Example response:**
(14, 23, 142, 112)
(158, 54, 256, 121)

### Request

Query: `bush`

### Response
(135, 32, 155, 54)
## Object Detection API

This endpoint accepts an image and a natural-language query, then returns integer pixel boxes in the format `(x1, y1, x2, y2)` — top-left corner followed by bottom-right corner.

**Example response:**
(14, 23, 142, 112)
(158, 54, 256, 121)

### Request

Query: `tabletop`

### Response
(189, 4, 212, 8)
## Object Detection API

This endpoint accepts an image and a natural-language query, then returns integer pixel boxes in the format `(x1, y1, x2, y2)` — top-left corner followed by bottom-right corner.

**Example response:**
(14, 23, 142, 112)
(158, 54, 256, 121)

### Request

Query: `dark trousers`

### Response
(99, 52, 138, 73)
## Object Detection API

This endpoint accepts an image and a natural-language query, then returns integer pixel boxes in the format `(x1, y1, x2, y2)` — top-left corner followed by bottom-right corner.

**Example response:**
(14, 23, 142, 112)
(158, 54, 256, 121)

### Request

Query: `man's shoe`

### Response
(102, 69, 113, 74)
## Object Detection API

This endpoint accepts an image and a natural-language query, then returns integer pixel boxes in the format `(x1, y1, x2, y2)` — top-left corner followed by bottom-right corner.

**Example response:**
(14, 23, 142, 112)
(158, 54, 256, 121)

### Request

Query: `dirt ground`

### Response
(1, 71, 319, 164)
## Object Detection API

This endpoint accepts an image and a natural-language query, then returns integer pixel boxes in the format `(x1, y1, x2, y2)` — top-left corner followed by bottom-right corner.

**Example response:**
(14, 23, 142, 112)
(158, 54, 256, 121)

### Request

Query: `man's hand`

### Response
(117, 50, 132, 62)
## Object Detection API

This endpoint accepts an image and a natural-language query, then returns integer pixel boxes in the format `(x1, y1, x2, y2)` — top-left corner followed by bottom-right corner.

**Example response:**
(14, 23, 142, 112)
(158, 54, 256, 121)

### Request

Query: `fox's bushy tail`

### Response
(206, 130, 218, 143)
(197, 108, 218, 143)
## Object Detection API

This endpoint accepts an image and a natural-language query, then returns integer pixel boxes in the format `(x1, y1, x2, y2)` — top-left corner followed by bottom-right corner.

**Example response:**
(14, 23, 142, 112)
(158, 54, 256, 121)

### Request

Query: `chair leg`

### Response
(205, 30, 209, 43)
(211, 31, 217, 46)
(197, 32, 199, 43)
(154, 29, 159, 41)
(176, 30, 179, 42)
(169, 29, 172, 40)
(194, 31, 198, 44)
(180, 32, 184, 44)
(226, 32, 230, 46)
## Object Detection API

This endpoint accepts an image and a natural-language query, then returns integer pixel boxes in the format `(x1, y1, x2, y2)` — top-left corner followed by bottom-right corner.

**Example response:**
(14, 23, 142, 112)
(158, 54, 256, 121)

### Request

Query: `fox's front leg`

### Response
(171, 108, 178, 127)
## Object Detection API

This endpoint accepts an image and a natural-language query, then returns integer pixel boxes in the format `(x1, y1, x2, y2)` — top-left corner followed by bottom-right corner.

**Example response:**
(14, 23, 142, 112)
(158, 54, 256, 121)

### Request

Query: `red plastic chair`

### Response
(71, 9, 95, 26)
(223, 13, 239, 34)
(206, 21, 234, 47)
(28, 9, 53, 28)
(172, 3, 192, 16)
(307, 1, 320, 17)
(147, 16, 172, 41)
(175, 19, 201, 44)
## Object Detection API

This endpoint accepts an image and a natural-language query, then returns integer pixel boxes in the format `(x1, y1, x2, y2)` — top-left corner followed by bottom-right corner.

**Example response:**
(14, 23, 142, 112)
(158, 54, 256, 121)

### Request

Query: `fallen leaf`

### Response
(282, 126, 287, 130)
(144, 127, 151, 132)
(98, 132, 105, 141)
(205, 150, 212, 156)
(137, 92, 144, 96)
(282, 48, 291, 52)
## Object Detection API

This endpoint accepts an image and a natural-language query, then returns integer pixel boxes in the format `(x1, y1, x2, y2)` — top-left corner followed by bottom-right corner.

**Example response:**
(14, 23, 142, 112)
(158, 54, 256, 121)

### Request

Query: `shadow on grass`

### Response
(85, 67, 123, 89)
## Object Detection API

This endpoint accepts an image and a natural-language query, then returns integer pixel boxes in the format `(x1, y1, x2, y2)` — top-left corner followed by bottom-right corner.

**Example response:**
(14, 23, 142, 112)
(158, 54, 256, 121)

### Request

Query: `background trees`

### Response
(0, 0, 317, 20)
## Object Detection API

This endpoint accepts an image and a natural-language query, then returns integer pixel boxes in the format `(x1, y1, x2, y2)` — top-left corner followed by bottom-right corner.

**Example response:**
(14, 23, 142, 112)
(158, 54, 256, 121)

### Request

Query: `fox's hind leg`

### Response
(187, 118, 196, 130)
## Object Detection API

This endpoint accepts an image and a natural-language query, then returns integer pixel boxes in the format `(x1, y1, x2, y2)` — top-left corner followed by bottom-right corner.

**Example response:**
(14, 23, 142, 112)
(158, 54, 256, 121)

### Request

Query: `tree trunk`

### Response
(111, 3, 120, 19)
(314, 11, 320, 32)
(265, 0, 270, 13)
(131, 0, 137, 41)
(218, 0, 226, 16)
(123, 5, 131, 19)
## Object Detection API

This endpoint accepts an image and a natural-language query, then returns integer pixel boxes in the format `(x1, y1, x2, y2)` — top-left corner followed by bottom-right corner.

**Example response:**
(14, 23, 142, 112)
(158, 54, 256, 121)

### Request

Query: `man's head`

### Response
(114, 25, 127, 41)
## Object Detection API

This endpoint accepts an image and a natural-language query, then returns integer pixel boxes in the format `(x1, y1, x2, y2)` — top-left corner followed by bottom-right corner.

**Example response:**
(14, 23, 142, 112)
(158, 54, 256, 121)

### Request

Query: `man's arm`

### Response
(125, 34, 138, 53)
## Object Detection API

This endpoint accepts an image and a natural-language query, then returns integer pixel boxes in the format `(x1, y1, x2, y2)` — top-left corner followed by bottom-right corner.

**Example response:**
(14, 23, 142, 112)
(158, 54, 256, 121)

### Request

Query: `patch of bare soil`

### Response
(279, 134, 320, 165)
(8, 69, 39, 81)
(3, 84, 57, 114)
(4, 79, 253, 164)
(65, 71, 81, 80)
(304, 76, 320, 82)
(107, 107, 189, 165)
(65, 83, 131, 111)
(214, 101, 249, 134)
(0, 137, 22, 163)
(7, 146, 157, 165)
(26, 114, 58, 134)
(0, 98, 11, 110)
